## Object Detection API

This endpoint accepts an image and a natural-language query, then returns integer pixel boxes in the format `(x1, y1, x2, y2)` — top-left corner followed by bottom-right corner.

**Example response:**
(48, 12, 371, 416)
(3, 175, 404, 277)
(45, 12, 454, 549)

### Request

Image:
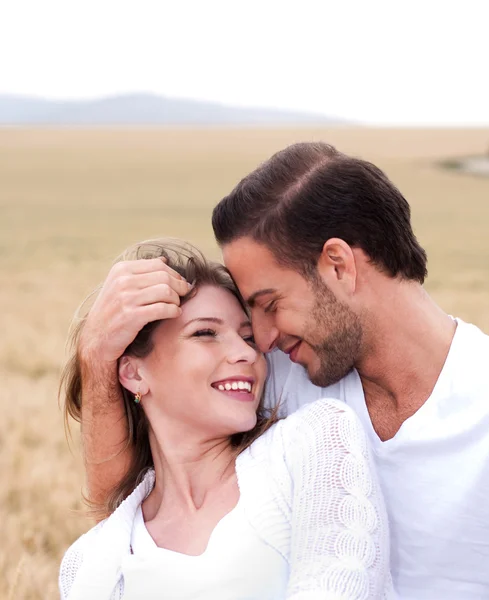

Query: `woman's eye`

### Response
(264, 300, 277, 314)
(243, 335, 256, 346)
(193, 329, 217, 338)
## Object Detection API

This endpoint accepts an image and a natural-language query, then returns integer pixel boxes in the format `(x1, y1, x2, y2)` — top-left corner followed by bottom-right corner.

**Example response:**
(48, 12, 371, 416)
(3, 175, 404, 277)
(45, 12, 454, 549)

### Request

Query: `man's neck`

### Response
(356, 283, 456, 439)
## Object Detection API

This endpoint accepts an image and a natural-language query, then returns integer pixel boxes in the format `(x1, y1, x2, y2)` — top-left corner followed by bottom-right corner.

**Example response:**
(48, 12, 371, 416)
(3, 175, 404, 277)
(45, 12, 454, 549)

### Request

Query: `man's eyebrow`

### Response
(246, 288, 277, 308)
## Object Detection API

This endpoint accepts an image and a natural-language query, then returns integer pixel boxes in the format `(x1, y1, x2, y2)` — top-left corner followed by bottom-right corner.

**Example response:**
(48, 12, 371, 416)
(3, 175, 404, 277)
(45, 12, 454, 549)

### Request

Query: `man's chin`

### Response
(289, 347, 349, 388)
(297, 360, 323, 387)
(306, 362, 354, 388)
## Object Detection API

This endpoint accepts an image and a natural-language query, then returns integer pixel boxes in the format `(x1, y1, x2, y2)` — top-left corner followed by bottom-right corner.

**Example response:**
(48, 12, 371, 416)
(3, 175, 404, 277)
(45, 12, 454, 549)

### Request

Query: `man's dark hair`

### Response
(212, 142, 428, 283)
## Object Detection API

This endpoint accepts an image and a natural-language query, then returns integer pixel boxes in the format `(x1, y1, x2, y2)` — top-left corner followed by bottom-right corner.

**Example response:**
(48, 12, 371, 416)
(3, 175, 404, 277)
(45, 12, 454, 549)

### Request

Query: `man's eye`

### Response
(193, 329, 217, 337)
(264, 300, 277, 314)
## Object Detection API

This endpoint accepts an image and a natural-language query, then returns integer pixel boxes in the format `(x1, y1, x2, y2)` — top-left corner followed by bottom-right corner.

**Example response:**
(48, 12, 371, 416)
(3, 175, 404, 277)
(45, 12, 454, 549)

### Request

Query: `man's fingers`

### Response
(112, 258, 187, 280)
(158, 258, 186, 281)
(129, 270, 191, 297)
(136, 302, 182, 324)
(136, 284, 181, 308)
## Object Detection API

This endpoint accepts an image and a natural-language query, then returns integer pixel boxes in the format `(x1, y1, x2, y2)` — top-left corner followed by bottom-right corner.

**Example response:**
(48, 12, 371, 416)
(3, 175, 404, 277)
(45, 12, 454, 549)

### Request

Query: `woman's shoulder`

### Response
(236, 399, 375, 552)
(242, 398, 371, 496)
(265, 397, 367, 450)
(61, 518, 109, 561)
(59, 520, 108, 599)
(244, 397, 368, 477)
(59, 470, 155, 599)
(283, 396, 351, 423)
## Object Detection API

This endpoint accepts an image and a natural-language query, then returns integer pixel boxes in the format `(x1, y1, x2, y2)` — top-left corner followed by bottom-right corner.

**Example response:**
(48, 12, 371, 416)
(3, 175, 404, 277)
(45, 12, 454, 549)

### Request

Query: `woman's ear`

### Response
(118, 356, 149, 396)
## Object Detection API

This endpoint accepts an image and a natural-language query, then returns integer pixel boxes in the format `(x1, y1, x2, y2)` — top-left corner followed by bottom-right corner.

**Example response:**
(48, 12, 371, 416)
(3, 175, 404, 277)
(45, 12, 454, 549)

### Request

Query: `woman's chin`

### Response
(239, 413, 258, 433)
(222, 412, 258, 437)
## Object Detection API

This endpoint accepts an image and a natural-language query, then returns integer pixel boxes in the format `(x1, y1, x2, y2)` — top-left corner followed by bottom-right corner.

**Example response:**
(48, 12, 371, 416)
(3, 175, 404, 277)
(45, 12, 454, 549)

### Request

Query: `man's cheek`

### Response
(277, 313, 300, 336)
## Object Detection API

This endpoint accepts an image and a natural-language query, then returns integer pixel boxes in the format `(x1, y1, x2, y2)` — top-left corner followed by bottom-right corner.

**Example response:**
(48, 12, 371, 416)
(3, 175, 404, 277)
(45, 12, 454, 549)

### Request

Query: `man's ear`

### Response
(317, 238, 357, 292)
(118, 356, 149, 396)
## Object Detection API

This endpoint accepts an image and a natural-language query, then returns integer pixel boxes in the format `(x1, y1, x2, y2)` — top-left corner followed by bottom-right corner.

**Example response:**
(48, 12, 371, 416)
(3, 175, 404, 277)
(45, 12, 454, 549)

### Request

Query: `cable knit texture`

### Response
(59, 398, 393, 600)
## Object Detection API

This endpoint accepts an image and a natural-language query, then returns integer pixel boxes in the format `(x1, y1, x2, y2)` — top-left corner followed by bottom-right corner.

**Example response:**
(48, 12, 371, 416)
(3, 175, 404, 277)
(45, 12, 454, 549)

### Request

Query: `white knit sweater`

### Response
(59, 399, 394, 600)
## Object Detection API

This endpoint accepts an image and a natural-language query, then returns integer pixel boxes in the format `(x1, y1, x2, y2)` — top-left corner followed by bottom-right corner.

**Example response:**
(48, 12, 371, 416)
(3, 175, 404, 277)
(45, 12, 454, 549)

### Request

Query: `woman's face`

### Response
(125, 285, 267, 440)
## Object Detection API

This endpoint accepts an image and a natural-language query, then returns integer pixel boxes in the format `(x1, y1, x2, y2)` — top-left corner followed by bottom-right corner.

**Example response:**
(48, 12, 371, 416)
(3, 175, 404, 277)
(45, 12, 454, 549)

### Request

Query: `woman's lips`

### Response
(211, 378, 256, 402)
(214, 388, 256, 402)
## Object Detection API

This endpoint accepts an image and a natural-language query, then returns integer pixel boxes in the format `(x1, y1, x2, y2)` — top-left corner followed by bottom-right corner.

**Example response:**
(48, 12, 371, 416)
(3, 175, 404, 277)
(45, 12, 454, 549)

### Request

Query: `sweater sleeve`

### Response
(59, 521, 124, 600)
(59, 534, 86, 600)
(283, 398, 392, 600)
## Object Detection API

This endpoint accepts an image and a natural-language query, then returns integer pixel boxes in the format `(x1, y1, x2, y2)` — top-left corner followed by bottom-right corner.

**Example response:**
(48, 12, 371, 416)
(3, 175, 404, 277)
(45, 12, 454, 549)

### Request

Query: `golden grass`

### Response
(1, 127, 488, 598)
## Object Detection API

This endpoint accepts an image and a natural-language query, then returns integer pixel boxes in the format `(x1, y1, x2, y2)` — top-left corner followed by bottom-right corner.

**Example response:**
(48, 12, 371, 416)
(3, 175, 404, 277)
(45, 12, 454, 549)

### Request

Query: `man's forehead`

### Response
(223, 239, 296, 297)
(225, 256, 282, 294)
(222, 238, 281, 275)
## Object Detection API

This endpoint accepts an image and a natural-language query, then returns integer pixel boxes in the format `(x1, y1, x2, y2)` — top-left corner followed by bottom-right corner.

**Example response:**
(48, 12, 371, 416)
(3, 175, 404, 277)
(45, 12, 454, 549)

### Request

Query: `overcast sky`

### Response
(0, 0, 488, 125)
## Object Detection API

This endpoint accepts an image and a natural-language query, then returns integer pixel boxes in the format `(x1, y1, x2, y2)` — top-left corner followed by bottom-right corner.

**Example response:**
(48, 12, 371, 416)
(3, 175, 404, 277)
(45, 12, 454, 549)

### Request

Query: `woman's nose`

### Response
(227, 336, 259, 364)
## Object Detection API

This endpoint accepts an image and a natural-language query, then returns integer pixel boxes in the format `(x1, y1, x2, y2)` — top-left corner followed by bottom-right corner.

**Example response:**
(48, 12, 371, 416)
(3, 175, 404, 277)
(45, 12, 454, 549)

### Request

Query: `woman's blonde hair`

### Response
(60, 239, 278, 516)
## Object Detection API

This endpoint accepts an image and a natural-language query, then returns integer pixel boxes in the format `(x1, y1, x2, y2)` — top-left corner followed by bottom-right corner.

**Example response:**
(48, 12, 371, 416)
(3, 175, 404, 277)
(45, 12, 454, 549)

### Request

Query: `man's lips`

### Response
(284, 341, 302, 363)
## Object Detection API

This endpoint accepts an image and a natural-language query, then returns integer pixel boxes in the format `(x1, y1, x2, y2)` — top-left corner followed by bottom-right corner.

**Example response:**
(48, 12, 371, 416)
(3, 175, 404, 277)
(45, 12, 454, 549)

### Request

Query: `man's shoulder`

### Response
(456, 319, 489, 345)
(453, 319, 489, 370)
(433, 320, 489, 413)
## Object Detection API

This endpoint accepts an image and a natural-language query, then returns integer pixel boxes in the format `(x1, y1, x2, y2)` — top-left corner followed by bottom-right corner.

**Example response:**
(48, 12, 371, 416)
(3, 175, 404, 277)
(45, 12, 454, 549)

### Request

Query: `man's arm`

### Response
(76, 258, 190, 514)
(78, 350, 131, 512)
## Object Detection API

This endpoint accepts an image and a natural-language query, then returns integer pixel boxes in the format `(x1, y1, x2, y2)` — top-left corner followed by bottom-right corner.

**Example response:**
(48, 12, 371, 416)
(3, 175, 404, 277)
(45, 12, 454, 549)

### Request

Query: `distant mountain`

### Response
(0, 93, 347, 126)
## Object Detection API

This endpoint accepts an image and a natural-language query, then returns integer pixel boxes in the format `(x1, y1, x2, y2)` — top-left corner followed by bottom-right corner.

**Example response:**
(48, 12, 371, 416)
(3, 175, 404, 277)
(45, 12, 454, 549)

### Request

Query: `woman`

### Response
(60, 239, 393, 600)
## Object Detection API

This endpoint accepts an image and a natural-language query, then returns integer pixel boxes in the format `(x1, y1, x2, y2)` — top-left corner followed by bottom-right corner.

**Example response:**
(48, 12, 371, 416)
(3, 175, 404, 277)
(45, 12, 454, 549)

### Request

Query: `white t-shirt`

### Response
(265, 319, 489, 600)
(124, 503, 287, 600)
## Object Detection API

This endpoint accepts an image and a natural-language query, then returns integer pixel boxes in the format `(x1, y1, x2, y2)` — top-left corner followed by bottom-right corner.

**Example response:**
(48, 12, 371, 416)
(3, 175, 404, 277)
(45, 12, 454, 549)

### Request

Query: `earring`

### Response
(134, 390, 142, 404)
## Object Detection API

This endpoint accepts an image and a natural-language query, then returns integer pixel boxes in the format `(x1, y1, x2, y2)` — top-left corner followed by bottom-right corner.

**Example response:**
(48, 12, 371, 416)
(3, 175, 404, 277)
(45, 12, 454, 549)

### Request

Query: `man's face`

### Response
(223, 237, 362, 387)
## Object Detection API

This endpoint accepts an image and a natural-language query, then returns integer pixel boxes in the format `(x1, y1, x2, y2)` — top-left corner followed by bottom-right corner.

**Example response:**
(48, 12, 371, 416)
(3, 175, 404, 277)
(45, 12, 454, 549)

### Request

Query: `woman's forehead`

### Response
(181, 285, 249, 324)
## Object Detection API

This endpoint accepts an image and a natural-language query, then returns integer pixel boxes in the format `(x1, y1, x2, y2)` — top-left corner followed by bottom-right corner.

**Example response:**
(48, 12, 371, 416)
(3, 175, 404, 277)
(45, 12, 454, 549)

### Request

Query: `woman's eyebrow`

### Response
(183, 317, 251, 329)
(184, 317, 224, 327)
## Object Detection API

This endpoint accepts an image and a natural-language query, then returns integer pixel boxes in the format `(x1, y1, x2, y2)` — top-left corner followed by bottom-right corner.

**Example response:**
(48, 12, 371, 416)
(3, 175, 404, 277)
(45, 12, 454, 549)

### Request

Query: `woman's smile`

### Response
(211, 376, 256, 402)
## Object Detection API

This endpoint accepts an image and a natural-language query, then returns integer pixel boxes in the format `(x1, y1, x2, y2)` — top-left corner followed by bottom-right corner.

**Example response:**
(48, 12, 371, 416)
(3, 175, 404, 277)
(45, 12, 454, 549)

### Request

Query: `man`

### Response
(77, 142, 489, 599)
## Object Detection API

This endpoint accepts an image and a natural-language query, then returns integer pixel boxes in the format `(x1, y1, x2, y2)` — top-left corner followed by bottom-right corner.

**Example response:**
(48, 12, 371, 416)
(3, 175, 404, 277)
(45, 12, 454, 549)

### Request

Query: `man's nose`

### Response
(252, 317, 280, 353)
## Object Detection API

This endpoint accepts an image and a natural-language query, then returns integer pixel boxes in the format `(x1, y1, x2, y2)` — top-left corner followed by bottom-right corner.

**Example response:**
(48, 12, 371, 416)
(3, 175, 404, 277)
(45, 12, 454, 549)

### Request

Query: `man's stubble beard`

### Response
(304, 278, 363, 388)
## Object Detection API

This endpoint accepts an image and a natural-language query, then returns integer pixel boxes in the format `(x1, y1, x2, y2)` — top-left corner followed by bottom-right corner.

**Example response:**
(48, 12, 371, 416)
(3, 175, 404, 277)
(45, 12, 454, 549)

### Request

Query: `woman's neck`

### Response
(143, 423, 237, 520)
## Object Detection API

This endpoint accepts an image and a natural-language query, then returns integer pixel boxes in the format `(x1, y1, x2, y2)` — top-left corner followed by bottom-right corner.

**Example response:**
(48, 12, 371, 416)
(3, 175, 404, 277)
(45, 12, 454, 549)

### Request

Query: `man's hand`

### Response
(79, 258, 191, 364)
(76, 257, 190, 511)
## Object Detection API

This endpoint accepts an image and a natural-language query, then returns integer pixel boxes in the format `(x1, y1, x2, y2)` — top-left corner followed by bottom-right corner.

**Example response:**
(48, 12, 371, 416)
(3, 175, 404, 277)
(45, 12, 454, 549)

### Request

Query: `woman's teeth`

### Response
(217, 381, 252, 392)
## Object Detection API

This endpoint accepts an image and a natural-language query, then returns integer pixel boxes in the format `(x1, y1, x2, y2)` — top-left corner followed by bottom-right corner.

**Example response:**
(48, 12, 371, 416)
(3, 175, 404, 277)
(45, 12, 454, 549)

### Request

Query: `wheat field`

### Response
(1, 127, 488, 599)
